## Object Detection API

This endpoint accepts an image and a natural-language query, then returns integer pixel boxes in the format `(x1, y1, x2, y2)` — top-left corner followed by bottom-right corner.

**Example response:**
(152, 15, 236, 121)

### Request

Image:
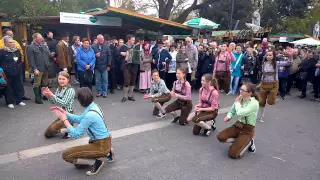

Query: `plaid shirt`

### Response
(48, 87, 75, 112)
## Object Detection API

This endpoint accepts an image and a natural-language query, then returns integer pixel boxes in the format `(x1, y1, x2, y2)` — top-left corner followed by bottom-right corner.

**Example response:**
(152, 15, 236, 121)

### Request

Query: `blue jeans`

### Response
(95, 69, 108, 94)
(229, 76, 240, 93)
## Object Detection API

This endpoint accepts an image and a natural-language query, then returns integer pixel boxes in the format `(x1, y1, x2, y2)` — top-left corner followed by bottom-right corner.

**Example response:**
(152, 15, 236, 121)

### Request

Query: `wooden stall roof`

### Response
(86, 6, 193, 34)
(269, 33, 309, 38)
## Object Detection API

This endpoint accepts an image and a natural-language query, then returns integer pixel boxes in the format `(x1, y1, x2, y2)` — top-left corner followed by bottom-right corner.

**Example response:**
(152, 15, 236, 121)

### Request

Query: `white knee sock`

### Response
(205, 120, 214, 126)
(170, 111, 179, 118)
(196, 121, 211, 129)
(226, 138, 235, 143)
(74, 158, 95, 165)
(123, 87, 129, 98)
(258, 107, 265, 120)
(128, 86, 134, 97)
(238, 141, 252, 157)
(153, 102, 165, 114)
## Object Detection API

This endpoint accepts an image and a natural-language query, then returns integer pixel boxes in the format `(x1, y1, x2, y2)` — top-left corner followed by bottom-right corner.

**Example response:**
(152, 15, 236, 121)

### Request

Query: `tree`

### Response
(198, 0, 253, 30)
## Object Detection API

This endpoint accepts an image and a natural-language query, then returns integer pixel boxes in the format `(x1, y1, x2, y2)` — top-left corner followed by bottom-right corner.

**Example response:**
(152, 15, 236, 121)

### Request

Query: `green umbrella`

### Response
(183, 17, 220, 29)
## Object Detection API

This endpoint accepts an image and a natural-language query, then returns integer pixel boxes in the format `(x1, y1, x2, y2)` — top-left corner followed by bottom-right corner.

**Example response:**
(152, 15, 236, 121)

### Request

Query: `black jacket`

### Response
(0, 49, 22, 76)
(198, 51, 214, 74)
(92, 43, 112, 70)
(46, 38, 58, 54)
(243, 54, 257, 74)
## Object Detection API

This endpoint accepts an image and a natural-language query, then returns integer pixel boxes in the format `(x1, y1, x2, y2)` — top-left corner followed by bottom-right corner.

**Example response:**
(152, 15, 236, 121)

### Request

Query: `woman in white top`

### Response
(166, 45, 178, 90)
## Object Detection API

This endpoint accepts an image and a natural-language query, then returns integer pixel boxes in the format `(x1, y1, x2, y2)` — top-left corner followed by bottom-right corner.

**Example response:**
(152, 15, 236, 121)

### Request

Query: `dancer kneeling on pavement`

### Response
(42, 71, 75, 139)
(143, 69, 171, 118)
(165, 67, 192, 125)
(216, 83, 259, 159)
(50, 87, 114, 176)
(187, 74, 219, 136)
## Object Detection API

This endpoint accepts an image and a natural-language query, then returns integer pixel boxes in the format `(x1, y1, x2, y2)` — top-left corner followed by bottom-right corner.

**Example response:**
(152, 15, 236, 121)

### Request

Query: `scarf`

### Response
(3, 45, 18, 53)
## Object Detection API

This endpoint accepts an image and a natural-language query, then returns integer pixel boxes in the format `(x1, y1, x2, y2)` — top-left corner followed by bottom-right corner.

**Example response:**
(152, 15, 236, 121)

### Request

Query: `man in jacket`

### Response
(108, 36, 118, 94)
(27, 33, 51, 104)
(185, 37, 198, 87)
(154, 40, 172, 80)
(56, 33, 72, 75)
(92, 34, 112, 98)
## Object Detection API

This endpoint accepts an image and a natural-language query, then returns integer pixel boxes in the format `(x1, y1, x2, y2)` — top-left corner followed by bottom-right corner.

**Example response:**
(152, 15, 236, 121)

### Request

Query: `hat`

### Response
(157, 40, 164, 44)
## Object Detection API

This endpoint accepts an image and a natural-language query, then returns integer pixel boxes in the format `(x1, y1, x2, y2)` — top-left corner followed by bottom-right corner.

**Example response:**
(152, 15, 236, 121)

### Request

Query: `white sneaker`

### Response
(259, 118, 264, 123)
(7, 104, 14, 109)
(156, 113, 166, 118)
(18, 102, 26, 106)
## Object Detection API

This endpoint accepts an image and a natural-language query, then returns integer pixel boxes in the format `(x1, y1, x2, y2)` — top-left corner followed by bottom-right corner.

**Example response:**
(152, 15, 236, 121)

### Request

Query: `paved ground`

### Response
(0, 82, 319, 180)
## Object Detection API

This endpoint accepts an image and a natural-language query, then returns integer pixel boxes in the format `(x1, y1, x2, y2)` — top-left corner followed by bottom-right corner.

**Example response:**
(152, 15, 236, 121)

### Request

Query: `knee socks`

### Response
(128, 86, 134, 97)
(196, 121, 211, 130)
(153, 102, 165, 114)
(74, 158, 95, 165)
(258, 107, 265, 120)
(123, 87, 129, 98)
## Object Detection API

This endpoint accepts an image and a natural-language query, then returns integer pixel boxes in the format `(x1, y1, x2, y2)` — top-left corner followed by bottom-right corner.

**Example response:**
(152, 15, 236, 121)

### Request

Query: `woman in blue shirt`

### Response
(50, 87, 114, 176)
(76, 38, 96, 91)
(228, 44, 244, 95)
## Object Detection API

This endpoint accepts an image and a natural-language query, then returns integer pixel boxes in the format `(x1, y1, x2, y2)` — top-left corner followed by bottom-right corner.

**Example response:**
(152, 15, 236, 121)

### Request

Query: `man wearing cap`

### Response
(153, 40, 172, 80)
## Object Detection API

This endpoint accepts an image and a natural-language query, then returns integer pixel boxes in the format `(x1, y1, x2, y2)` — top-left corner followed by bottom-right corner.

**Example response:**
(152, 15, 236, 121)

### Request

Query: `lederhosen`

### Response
(259, 62, 278, 107)
(217, 100, 255, 159)
(192, 89, 219, 135)
(44, 88, 74, 138)
(151, 82, 171, 115)
(62, 105, 112, 164)
(215, 57, 231, 93)
(165, 81, 192, 125)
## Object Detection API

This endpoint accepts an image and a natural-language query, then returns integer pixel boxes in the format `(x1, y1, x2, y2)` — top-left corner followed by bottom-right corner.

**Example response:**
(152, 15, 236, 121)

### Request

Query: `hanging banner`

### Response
(60, 12, 122, 27)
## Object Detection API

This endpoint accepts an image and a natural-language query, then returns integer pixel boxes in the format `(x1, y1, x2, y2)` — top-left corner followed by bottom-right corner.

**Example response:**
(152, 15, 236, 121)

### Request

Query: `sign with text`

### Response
(60, 12, 122, 27)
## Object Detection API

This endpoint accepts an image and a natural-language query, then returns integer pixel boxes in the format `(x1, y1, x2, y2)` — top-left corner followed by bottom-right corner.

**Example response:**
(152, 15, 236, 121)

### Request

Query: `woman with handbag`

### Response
(217, 83, 259, 159)
(42, 71, 75, 139)
(76, 38, 96, 91)
(187, 74, 219, 136)
(256, 50, 278, 123)
(50, 87, 114, 176)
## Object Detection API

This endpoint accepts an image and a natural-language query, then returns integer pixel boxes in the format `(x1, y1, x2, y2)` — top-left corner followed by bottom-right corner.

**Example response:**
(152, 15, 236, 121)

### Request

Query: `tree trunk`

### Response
(158, 0, 174, 20)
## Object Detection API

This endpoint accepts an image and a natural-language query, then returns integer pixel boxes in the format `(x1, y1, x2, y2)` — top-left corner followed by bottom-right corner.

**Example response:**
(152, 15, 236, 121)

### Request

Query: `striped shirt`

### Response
(48, 87, 75, 113)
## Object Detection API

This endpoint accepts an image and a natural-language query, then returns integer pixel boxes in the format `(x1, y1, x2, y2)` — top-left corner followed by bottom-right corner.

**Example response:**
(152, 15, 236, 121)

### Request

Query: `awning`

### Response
(86, 6, 192, 35)
(290, 38, 320, 46)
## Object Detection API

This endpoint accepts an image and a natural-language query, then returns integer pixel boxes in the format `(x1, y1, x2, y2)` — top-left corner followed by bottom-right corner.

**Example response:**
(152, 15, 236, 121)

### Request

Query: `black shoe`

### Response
(172, 116, 180, 123)
(299, 95, 306, 99)
(121, 97, 127, 103)
(128, 96, 135, 101)
(61, 132, 71, 139)
(86, 159, 104, 176)
(202, 129, 212, 136)
(35, 98, 43, 104)
(286, 92, 291, 96)
(22, 96, 31, 100)
(248, 139, 256, 153)
(106, 149, 115, 163)
(211, 121, 217, 131)
(110, 89, 115, 94)
(42, 96, 48, 100)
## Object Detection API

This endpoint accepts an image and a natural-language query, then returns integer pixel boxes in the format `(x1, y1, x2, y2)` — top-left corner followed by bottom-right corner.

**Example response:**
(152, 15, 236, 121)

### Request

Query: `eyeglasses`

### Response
(240, 88, 249, 92)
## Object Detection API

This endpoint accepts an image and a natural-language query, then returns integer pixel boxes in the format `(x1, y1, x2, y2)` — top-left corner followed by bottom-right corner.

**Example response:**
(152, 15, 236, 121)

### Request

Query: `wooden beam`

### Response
(86, 26, 90, 40)
(0, 23, 2, 39)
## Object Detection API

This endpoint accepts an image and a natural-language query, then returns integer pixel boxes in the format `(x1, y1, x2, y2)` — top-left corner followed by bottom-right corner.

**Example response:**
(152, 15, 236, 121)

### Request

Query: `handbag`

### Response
(84, 70, 93, 85)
